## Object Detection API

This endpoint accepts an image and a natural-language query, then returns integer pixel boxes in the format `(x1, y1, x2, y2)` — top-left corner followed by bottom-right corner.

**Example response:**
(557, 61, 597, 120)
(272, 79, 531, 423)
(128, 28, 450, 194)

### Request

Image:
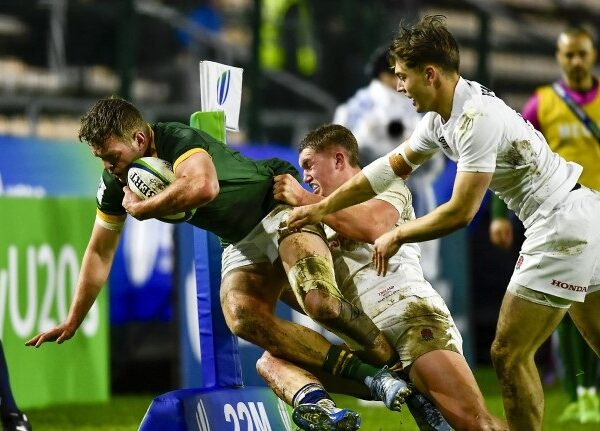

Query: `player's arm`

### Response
(274, 174, 399, 243)
(373, 170, 492, 275)
(394, 170, 491, 240)
(324, 200, 399, 244)
(287, 142, 429, 229)
(123, 151, 219, 220)
(26, 220, 123, 347)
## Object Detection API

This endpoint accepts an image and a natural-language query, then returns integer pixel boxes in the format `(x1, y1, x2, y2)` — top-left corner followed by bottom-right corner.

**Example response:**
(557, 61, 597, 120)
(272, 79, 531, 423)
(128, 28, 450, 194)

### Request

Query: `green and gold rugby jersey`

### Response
(96, 122, 300, 245)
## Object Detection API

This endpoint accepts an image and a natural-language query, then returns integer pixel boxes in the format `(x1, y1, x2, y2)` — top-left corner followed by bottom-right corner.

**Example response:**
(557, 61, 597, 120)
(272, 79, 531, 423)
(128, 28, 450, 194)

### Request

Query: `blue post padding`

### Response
(178, 223, 203, 388)
(139, 387, 294, 431)
(193, 228, 243, 388)
(138, 390, 189, 431)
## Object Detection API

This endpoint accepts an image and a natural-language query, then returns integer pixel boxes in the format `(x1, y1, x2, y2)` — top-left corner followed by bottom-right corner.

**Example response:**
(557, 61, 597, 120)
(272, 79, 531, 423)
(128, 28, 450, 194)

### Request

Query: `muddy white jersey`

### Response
(408, 78, 582, 228)
(325, 180, 436, 319)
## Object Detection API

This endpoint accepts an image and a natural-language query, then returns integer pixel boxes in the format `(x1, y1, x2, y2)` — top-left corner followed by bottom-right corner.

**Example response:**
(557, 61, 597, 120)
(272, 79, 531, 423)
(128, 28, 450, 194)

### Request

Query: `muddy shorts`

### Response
(510, 186, 600, 302)
(374, 293, 463, 369)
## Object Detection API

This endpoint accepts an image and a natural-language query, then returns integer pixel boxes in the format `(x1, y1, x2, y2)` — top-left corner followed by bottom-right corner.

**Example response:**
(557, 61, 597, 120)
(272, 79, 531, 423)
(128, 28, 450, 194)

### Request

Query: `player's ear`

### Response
(424, 65, 435, 82)
(335, 151, 345, 168)
(132, 130, 146, 150)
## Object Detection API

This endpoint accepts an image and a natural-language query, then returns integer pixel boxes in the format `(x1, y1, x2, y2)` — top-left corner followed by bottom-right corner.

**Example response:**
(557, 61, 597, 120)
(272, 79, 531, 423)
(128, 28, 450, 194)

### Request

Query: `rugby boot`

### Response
(292, 399, 361, 431)
(365, 366, 411, 412)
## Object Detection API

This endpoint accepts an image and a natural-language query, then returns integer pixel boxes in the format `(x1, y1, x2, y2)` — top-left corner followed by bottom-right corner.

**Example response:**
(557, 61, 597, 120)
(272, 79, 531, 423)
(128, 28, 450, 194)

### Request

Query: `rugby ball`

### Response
(127, 157, 196, 223)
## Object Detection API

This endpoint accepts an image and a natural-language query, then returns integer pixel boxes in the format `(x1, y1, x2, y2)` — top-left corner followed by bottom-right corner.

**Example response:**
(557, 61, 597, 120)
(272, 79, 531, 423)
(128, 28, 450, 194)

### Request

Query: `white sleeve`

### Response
(406, 113, 441, 155)
(374, 180, 414, 223)
(362, 155, 400, 194)
(455, 106, 499, 173)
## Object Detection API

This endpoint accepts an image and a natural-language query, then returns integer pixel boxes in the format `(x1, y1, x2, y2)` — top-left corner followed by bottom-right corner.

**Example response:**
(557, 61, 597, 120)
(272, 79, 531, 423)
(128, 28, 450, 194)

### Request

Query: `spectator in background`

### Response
(0, 341, 31, 431)
(489, 26, 600, 423)
(333, 47, 446, 292)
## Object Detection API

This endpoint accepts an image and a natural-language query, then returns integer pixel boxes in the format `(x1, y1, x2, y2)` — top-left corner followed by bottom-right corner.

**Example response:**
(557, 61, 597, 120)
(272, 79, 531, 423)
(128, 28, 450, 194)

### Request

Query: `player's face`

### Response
(394, 60, 433, 113)
(556, 34, 597, 88)
(299, 148, 341, 196)
(92, 134, 142, 183)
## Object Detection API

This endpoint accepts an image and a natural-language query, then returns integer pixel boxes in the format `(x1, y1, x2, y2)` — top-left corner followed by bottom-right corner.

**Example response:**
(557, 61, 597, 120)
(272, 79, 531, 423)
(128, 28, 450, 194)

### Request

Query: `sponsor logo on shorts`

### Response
(420, 328, 434, 341)
(515, 255, 524, 270)
(550, 279, 587, 292)
(377, 285, 398, 301)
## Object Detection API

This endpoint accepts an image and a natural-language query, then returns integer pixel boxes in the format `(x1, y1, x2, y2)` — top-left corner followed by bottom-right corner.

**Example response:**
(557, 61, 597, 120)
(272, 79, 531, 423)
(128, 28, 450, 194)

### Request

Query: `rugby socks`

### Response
(322, 345, 380, 384)
(0, 341, 18, 417)
(292, 383, 334, 408)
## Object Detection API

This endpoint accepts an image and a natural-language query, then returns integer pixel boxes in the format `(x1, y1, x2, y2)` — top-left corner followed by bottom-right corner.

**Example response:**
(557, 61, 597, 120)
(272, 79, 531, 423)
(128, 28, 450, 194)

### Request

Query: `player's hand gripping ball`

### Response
(127, 157, 196, 223)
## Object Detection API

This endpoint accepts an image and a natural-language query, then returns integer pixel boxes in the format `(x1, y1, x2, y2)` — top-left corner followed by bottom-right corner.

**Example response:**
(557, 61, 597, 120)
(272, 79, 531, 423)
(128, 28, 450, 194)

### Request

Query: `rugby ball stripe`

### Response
(130, 158, 173, 186)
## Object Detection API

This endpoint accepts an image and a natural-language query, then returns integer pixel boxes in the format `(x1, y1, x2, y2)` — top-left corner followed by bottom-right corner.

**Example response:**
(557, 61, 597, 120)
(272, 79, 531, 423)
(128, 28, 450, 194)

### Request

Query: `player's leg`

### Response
(278, 230, 397, 365)
(379, 292, 504, 430)
(0, 341, 31, 431)
(491, 288, 567, 431)
(558, 189, 600, 422)
(221, 262, 333, 367)
(222, 258, 407, 412)
(257, 352, 361, 431)
(493, 187, 600, 429)
(278, 230, 410, 410)
(409, 350, 506, 431)
(569, 291, 600, 354)
(258, 350, 451, 431)
(232, 205, 408, 409)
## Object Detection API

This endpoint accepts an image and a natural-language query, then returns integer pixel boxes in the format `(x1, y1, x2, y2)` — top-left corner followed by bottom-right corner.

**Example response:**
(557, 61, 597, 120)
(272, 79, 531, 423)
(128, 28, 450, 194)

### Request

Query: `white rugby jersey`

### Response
(408, 78, 582, 227)
(325, 180, 436, 318)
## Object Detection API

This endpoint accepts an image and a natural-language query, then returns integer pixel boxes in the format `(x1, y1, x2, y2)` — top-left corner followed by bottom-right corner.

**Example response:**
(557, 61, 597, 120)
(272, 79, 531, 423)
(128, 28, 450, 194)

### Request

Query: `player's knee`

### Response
(303, 289, 341, 321)
(287, 255, 341, 321)
(256, 351, 273, 379)
(222, 297, 271, 341)
(490, 336, 522, 376)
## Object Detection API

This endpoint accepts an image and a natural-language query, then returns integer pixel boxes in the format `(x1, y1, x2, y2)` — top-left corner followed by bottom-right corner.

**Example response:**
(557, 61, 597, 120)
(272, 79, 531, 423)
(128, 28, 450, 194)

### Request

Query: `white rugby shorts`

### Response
(375, 292, 463, 368)
(221, 205, 291, 278)
(510, 186, 600, 302)
(347, 269, 462, 368)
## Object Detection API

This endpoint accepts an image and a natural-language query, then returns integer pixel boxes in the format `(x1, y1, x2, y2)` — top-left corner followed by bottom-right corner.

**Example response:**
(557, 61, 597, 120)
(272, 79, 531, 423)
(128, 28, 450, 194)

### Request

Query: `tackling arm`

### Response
(274, 174, 399, 243)
(287, 143, 429, 229)
(395, 170, 492, 241)
(373, 171, 492, 275)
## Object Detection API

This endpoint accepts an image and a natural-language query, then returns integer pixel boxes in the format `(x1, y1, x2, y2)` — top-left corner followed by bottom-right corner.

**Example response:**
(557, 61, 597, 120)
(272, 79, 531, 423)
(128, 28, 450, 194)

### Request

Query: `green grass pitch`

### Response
(24, 368, 598, 430)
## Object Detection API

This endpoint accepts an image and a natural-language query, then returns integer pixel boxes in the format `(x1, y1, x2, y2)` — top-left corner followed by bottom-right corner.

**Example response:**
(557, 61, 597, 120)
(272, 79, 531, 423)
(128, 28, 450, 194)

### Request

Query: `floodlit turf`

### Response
(24, 395, 153, 431)
(334, 368, 599, 431)
(24, 369, 600, 430)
